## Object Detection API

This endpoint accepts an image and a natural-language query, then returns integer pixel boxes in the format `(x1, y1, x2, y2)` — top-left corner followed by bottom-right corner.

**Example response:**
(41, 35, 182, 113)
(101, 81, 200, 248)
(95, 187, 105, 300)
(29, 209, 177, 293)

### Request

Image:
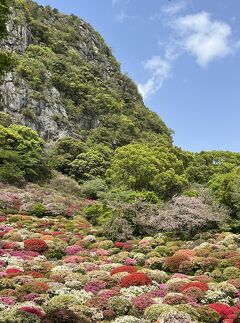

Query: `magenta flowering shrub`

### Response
(133, 294, 156, 312)
(65, 245, 82, 255)
(19, 306, 44, 318)
(124, 258, 137, 266)
(0, 297, 15, 306)
(63, 255, 84, 263)
(84, 280, 107, 293)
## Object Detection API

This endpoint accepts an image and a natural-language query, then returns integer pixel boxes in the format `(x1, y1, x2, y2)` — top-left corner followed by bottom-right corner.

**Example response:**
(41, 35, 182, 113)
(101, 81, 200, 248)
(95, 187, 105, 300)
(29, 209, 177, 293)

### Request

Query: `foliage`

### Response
(70, 145, 113, 182)
(29, 203, 47, 218)
(186, 151, 240, 184)
(208, 168, 240, 217)
(107, 144, 188, 199)
(0, 124, 51, 184)
(80, 178, 108, 199)
(49, 137, 86, 174)
(100, 188, 161, 204)
(0, 0, 12, 76)
(0, 112, 12, 127)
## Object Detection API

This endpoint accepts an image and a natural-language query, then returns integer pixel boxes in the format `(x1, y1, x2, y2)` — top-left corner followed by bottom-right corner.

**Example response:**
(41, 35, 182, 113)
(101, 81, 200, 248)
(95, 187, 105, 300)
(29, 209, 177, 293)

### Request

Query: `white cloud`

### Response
(175, 11, 233, 66)
(151, 0, 189, 21)
(115, 10, 131, 22)
(112, 0, 119, 6)
(141, 7, 239, 100)
(161, 0, 189, 16)
(138, 56, 171, 99)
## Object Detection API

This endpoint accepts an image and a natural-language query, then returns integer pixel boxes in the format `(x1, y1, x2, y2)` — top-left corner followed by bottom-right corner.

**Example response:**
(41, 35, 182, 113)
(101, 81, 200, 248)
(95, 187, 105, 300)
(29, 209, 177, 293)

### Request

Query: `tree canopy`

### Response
(106, 144, 188, 199)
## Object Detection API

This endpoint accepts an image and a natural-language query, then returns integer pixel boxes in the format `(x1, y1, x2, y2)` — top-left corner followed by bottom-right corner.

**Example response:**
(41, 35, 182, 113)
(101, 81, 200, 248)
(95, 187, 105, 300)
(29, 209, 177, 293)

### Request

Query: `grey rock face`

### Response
(0, 72, 72, 140)
(0, 10, 103, 141)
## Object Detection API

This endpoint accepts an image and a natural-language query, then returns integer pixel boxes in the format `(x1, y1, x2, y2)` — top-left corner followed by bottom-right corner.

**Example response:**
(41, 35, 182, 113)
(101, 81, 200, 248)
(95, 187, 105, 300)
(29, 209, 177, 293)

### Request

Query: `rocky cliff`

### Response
(0, 0, 171, 146)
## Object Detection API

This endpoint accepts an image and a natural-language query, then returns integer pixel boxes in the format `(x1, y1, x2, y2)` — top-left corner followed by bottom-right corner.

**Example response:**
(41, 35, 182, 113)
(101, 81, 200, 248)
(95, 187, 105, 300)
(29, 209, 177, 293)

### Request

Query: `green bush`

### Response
(84, 202, 113, 225)
(0, 161, 24, 184)
(0, 124, 51, 184)
(0, 112, 12, 127)
(81, 178, 108, 199)
(29, 203, 47, 218)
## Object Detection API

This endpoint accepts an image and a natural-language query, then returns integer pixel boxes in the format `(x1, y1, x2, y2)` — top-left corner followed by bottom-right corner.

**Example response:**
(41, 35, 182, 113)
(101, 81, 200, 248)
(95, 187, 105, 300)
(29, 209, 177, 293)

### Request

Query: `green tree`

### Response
(70, 144, 113, 182)
(208, 168, 240, 217)
(186, 151, 240, 184)
(106, 144, 188, 199)
(50, 137, 86, 174)
(0, 124, 51, 184)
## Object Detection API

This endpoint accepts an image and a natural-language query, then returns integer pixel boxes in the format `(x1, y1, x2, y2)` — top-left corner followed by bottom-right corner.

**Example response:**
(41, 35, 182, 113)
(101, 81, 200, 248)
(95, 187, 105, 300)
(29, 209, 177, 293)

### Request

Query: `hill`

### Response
(0, 0, 171, 146)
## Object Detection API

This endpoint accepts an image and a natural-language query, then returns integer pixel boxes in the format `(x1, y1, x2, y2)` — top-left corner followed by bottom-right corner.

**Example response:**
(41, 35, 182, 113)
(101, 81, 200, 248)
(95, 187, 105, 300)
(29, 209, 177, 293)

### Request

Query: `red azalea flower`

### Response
(111, 265, 137, 276)
(120, 273, 152, 287)
(5, 268, 23, 277)
(27, 271, 45, 278)
(20, 306, 44, 317)
(180, 281, 209, 292)
(114, 242, 125, 248)
(209, 303, 239, 319)
(24, 239, 48, 253)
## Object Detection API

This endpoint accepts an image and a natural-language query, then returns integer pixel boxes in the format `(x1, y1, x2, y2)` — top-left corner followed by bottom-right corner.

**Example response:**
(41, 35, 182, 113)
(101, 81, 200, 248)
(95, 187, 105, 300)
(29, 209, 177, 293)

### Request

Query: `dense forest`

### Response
(0, 1, 240, 322)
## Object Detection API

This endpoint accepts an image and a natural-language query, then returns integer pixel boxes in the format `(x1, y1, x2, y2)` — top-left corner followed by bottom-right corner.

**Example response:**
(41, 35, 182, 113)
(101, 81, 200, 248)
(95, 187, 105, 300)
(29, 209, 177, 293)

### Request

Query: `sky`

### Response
(35, 0, 240, 152)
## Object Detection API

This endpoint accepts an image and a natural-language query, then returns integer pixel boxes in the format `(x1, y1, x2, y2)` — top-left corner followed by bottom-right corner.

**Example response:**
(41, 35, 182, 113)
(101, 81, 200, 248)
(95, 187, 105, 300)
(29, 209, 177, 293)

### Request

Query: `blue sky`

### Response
(36, 0, 240, 152)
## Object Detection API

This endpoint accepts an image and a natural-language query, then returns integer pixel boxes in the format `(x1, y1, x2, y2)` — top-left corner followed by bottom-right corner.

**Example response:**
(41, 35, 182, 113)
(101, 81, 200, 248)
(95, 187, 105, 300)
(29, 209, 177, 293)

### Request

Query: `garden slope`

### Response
(0, 208, 239, 322)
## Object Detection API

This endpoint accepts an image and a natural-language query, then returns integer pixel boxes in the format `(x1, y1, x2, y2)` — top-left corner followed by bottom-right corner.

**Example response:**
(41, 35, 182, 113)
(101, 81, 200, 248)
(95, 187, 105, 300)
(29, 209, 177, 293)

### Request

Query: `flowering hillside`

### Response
(0, 210, 239, 322)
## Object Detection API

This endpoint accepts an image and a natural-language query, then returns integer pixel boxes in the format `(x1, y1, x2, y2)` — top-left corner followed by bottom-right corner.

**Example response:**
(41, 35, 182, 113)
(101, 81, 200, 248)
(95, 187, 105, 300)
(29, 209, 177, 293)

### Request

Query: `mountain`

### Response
(0, 0, 172, 147)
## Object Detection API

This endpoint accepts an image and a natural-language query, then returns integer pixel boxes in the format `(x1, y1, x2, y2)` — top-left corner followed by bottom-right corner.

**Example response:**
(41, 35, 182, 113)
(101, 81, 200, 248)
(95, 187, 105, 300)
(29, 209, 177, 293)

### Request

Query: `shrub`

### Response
(196, 306, 221, 323)
(0, 112, 12, 127)
(132, 294, 156, 312)
(157, 310, 195, 323)
(104, 216, 134, 241)
(29, 203, 47, 218)
(84, 203, 113, 225)
(103, 196, 227, 239)
(19, 306, 44, 318)
(0, 161, 25, 184)
(180, 282, 208, 293)
(24, 239, 48, 253)
(112, 316, 143, 323)
(0, 124, 51, 184)
(181, 287, 205, 302)
(41, 309, 85, 323)
(208, 303, 239, 320)
(83, 280, 106, 293)
(111, 266, 137, 276)
(164, 254, 191, 273)
(120, 273, 152, 287)
(108, 296, 132, 316)
(223, 266, 240, 280)
(144, 304, 172, 322)
(81, 178, 108, 199)
(163, 293, 189, 305)
(155, 196, 228, 235)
